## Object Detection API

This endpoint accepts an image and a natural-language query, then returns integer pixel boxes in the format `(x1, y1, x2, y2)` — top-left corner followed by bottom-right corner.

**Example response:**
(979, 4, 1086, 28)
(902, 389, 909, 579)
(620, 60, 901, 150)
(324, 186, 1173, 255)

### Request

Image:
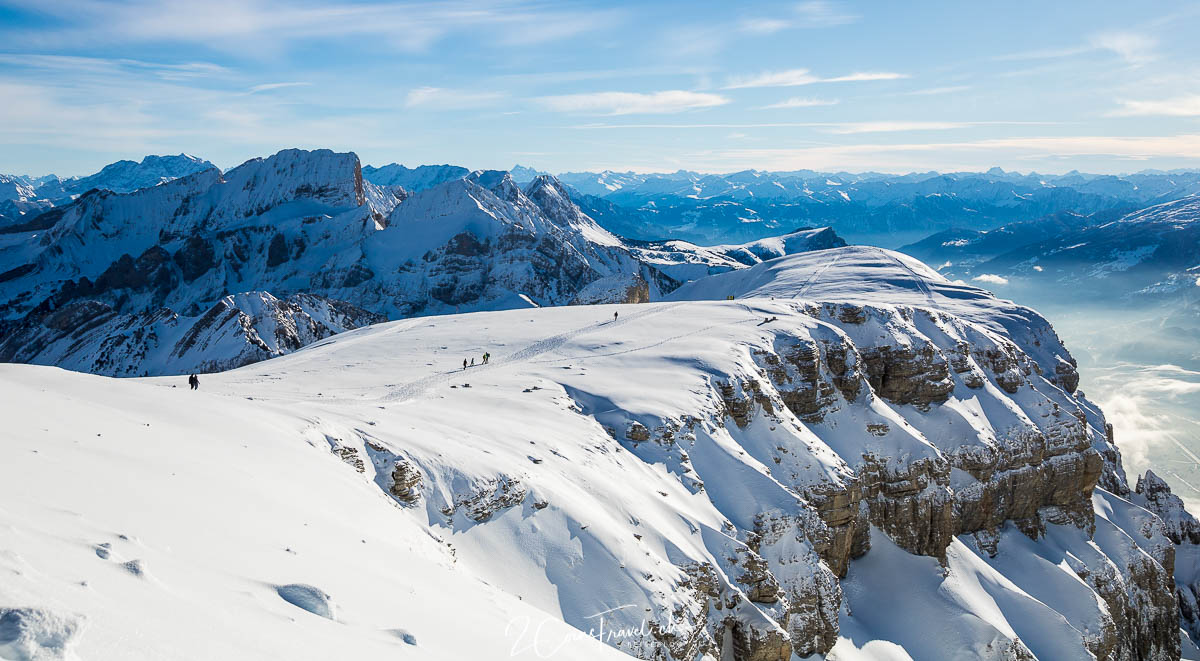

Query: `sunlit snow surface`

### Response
(1, 245, 1195, 659)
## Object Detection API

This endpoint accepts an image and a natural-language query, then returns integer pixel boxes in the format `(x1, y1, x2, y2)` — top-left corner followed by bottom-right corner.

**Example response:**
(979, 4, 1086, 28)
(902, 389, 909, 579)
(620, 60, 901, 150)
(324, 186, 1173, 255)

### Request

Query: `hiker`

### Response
(188, 374, 199, 390)
(613, 311, 618, 321)
(483, 352, 490, 364)
(463, 358, 468, 370)
(471, 357, 476, 367)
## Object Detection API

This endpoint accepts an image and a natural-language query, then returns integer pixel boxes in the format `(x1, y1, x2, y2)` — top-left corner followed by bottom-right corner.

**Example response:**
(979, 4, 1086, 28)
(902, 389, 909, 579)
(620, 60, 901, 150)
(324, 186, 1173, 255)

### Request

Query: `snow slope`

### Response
(4, 248, 1197, 659)
(0, 365, 628, 661)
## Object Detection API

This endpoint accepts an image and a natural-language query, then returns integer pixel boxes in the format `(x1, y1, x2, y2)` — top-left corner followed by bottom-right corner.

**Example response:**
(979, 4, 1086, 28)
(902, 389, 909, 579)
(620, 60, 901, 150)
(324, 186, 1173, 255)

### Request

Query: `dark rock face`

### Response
(266, 233, 289, 267)
(173, 236, 215, 281)
(860, 344, 955, 409)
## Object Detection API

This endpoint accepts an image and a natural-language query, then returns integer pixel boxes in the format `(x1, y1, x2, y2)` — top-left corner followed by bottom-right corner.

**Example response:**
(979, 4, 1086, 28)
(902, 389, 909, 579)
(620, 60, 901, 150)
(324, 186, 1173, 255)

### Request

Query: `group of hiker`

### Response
(463, 352, 491, 370)
(187, 374, 200, 390)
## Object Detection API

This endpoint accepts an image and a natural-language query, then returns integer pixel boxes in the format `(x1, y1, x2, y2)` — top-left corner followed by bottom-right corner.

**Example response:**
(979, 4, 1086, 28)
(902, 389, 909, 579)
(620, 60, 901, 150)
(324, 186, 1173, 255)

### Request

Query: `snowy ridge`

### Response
(628, 227, 846, 282)
(5, 247, 1200, 659)
(0, 151, 842, 376)
(361, 163, 470, 192)
(1, 154, 217, 228)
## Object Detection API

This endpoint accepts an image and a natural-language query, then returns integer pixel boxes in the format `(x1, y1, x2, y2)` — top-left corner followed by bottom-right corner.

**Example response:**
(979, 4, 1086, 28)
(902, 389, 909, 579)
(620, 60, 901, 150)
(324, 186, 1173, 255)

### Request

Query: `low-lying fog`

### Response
(994, 284, 1200, 510)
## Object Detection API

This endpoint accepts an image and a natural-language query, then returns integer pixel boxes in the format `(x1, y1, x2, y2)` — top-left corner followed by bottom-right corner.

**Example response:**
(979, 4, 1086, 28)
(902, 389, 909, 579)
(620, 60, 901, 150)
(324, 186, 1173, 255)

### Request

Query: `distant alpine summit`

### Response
(0, 154, 216, 227)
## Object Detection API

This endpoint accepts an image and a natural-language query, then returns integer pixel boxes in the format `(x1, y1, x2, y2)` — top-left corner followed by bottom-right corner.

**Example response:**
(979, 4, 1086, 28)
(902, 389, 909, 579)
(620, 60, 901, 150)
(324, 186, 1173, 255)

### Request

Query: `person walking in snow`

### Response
(483, 352, 490, 364)
(188, 374, 199, 390)
(463, 358, 468, 371)
(471, 357, 476, 367)
(613, 310, 619, 321)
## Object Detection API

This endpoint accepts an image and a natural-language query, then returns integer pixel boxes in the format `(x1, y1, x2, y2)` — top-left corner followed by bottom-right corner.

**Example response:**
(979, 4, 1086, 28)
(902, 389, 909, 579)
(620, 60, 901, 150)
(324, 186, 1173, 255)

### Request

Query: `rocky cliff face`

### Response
(0, 291, 384, 376)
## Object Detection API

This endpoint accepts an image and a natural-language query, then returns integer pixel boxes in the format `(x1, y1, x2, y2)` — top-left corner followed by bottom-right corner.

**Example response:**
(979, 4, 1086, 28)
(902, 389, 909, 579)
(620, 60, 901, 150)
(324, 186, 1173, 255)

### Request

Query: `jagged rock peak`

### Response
(1137, 469, 1200, 545)
(223, 148, 366, 208)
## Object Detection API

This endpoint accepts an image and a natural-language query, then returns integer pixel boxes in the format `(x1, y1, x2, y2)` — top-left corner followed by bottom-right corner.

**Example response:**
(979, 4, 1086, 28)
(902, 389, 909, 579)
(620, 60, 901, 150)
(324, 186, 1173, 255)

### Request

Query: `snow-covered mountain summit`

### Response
(1, 154, 218, 228)
(40, 153, 216, 198)
(5, 246, 1199, 659)
(0, 149, 841, 376)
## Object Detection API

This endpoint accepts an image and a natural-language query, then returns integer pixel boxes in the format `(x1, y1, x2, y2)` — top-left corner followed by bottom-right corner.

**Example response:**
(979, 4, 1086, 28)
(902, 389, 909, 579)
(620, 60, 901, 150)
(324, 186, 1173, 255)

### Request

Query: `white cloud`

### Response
(247, 82, 311, 94)
(724, 68, 906, 89)
(904, 85, 971, 96)
(0, 0, 621, 54)
(725, 69, 819, 89)
(994, 31, 1156, 66)
(972, 273, 1009, 285)
(1110, 94, 1200, 117)
(404, 87, 505, 110)
(597, 133, 1200, 174)
(539, 91, 729, 115)
(822, 72, 908, 83)
(826, 121, 970, 134)
(793, 1, 858, 27)
(759, 97, 839, 109)
(1089, 31, 1157, 65)
(739, 18, 791, 34)
(740, 1, 857, 33)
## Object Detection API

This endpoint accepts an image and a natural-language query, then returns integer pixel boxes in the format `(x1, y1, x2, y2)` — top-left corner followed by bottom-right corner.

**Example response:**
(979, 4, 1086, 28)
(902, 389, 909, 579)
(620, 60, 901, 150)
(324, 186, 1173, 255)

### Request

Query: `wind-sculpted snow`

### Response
(6, 247, 1195, 659)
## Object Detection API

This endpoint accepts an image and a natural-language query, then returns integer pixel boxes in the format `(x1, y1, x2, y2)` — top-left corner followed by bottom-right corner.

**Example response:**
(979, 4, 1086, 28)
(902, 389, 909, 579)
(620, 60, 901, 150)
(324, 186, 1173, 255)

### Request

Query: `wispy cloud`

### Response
(539, 91, 729, 115)
(725, 68, 907, 89)
(247, 82, 312, 94)
(996, 31, 1157, 66)
(904, 85, 971, 96)
(0, 0, 622, 54)
(1110, 94, 1200, 117)
(674, 134, 1200, 171)
(822, 72, 907, 83)
(739, 18, 792, 35)
(1089, 31, 1158, 65)
(569, 120, 1044, 133)
(404, 87, 506, 110)
(759, 97, 839, 109)
(793, 1, 859, 27)
(739, 1, 858, 33)
(826, 121, 972, 134)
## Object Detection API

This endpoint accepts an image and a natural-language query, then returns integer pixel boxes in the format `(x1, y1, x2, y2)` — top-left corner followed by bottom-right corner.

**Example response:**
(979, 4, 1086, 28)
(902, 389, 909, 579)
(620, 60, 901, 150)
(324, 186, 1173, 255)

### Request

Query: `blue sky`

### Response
(1, 0, 1199, 176)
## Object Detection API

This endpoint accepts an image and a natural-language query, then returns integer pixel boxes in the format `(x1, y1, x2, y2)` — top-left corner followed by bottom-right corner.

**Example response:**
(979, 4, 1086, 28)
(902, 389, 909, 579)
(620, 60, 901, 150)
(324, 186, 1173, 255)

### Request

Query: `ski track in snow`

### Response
(873, 245, 938, 308)
(791, 249, 844, 300)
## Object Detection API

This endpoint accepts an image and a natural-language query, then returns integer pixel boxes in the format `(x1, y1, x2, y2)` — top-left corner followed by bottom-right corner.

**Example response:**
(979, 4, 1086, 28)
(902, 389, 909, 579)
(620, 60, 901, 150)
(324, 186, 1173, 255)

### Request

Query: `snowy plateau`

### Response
(3, 150, 1200, 661)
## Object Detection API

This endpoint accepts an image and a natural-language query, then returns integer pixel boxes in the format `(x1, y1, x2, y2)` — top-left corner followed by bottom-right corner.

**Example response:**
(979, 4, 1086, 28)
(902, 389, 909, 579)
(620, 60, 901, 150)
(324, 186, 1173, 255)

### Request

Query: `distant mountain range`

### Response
(900, 195, 1200, 303)
(898, 195, 1200, 368)
(0, 150, 843, 376)
(0, 154, 214, 227)
(355, 162, 1200, 245)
